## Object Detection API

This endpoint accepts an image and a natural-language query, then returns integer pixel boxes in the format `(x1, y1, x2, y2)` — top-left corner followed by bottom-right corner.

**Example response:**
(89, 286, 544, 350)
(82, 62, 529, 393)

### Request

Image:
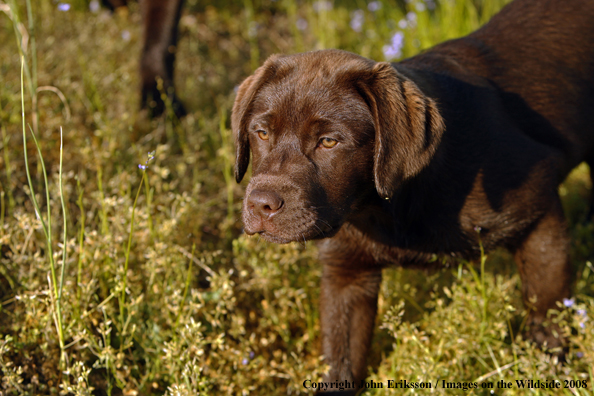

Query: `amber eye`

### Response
(320, 137, 338, 148)
(257, 130, 269, 140)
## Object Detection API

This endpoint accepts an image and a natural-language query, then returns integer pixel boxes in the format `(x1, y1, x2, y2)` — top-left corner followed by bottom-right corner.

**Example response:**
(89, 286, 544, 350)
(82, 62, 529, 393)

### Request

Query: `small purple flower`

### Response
(242, 358, 249, 365)
(350, 10, 364, 33)
(368, 1, 382, 12)
(296, 18, 308, 31)
(249, 351, 255, 359)
(89, 0, 100, 13)
(248, 22, 258, 39)
(563, 298, 575, 308)
(122, 30, 131, 42)
(138, 152, 154, 171)
(313, 1, 332, 12)
(576, 351, 584, 358)
(577, 309, 588, 329)
(398, 19, 408, 29)
(383, 31, 404, 60)
(57, 3, 70, 11)
(406, 12, 417, 27)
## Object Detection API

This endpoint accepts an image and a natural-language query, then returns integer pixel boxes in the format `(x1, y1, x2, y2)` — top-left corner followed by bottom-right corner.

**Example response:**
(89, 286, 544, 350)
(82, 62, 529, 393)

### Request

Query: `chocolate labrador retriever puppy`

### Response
(232, 0, 594, 392)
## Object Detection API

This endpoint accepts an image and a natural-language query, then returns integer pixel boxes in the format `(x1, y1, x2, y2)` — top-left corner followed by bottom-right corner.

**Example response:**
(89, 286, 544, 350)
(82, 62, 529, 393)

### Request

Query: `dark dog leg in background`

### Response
(140, 0, 186, 118)
(101, 0, 186, 118)
(319, 243, 382, 394)
(514, 198, 572, 350)
(100, 0, 128, 11)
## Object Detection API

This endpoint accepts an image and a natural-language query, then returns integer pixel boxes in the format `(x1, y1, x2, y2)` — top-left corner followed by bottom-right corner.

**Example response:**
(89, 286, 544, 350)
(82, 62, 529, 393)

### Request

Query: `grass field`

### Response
(0, 0, 593, 394)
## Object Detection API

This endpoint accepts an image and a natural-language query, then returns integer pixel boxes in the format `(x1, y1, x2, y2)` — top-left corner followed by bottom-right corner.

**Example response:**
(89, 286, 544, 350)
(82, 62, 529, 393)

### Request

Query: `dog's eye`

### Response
(319, 137, 338, 148)
(257, 130, 269, 140)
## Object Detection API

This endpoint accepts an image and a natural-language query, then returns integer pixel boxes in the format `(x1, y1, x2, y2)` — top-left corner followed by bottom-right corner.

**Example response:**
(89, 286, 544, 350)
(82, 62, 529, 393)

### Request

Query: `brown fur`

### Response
(232, 0, 594, 393)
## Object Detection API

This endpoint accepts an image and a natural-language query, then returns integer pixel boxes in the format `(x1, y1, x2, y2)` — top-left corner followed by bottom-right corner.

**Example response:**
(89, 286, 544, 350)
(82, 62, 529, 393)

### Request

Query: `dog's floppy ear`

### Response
(231, 56, 281, 183)
(359, 62, 445, 199)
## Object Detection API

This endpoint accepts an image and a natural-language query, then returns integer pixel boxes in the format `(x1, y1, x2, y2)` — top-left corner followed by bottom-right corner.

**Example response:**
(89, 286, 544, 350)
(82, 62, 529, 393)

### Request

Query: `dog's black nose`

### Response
(247, 189, 284, 219)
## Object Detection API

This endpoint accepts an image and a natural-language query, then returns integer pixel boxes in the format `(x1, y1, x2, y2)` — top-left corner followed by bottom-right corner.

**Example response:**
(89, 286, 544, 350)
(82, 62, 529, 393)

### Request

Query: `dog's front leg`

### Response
(514, 198, 572, 350)
(319, 252, 382, 394)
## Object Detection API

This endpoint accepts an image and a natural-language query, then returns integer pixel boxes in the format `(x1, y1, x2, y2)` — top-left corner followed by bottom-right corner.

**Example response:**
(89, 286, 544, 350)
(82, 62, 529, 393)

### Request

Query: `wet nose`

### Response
(247, 189, 284, 219)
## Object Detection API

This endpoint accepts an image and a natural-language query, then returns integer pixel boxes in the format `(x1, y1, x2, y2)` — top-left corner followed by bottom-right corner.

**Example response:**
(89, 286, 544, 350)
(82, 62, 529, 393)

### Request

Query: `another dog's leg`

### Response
(140, 0, 186, 118)
(514, 199, 572, 350)
(319, 261, 382, 394)
(100, 0, 128, 10)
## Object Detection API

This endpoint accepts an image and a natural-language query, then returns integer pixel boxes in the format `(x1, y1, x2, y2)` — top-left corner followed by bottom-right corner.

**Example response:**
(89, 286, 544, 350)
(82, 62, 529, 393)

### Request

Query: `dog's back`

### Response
(405, 0, 594, 174)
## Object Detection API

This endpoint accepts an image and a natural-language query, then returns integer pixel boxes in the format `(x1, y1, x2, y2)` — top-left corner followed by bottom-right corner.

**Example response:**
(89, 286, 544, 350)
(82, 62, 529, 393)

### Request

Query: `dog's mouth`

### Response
(244, 213, 337, 244)
(255, 231, 300, 244)
(241, 179, 343, 243)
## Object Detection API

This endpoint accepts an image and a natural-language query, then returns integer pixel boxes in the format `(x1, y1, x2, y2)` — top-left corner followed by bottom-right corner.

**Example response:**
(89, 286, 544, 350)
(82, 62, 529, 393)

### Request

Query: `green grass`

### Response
(0, 0, 593, 395)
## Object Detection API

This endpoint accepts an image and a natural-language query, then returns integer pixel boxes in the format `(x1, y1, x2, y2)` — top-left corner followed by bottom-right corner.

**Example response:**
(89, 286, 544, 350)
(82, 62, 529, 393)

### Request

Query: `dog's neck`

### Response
(344, 63, 501, 256)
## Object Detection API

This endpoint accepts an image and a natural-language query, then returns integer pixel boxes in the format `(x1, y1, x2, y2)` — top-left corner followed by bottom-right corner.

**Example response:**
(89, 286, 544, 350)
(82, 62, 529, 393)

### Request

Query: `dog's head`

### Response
(232, 50, 444, 243)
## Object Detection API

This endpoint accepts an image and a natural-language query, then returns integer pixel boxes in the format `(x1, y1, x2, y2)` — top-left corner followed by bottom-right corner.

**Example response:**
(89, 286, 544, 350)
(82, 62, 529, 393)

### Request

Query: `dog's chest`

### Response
(345, 170, 554, 267)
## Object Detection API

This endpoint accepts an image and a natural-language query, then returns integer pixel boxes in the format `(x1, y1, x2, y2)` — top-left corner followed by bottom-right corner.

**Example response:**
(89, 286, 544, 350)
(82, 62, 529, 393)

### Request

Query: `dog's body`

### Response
(232, 0, 594, 392)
